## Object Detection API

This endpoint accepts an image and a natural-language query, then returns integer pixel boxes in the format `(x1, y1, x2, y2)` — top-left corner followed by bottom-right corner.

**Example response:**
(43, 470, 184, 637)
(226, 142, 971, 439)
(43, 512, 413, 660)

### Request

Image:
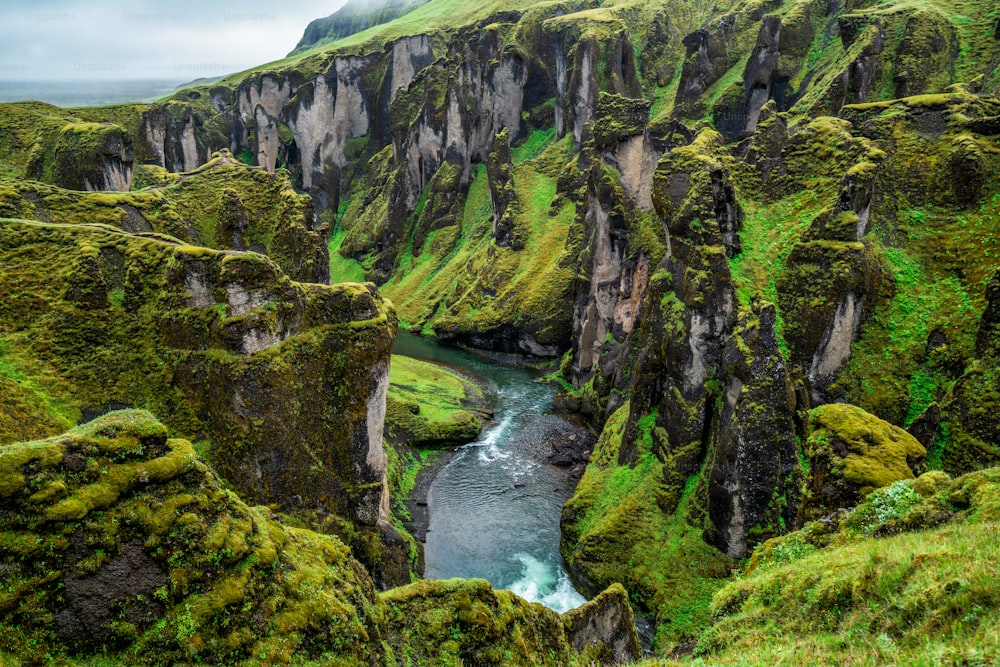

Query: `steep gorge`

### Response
(2, 0, 1000, 662)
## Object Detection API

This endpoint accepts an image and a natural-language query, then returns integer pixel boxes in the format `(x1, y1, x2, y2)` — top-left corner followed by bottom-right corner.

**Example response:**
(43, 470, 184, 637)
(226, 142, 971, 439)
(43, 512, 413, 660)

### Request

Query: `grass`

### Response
(375, 136, 579, 343)
(511, 127, 557, 164)
(386, 354, 484, 445)
(328, 225, 367, 283)
(389, 355, 480, 418)
(836, 205, 992, 425)
(728, 189, 822, 353)
(687, 469, 1000, 666)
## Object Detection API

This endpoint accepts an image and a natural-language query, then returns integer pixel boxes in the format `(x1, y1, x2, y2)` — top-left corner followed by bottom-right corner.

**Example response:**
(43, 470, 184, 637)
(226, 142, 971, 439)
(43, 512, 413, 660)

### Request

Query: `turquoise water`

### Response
(393, 333, 586, 613)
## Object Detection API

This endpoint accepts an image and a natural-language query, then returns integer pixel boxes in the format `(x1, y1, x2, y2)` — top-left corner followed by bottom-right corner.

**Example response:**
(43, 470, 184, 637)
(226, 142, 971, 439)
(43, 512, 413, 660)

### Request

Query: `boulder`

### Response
(800, 403, 926, 520)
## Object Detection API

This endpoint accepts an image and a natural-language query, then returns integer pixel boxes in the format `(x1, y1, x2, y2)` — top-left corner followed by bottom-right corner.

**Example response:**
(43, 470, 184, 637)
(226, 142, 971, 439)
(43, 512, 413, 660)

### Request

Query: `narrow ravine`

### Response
(392, 333, 586, 613)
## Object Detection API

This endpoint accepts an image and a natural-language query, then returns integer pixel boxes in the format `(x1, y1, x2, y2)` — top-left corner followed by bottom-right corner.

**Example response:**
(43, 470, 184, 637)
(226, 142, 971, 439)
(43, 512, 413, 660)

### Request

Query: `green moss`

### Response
(0, 151, 326, 283)
(801, 403, 926, 520)
(561, 403, 732, 650)
(511, 127, 557, 164)
(0, 411, 382, 666)
(376, 143, 580, 348)
(385, 355, 484, 448)
(0, 218, 397, 529)
(382, 578, 572, 666)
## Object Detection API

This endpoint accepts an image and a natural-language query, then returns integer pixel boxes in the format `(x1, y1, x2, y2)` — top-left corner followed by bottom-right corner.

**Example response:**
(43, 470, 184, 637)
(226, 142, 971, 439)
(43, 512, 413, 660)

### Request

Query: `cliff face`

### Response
(0, 103, 134, 191)
(0, 220, 395, 529)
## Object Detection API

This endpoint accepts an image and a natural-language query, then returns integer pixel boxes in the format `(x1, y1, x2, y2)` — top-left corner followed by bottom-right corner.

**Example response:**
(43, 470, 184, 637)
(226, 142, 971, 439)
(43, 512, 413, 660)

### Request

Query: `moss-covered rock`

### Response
(0, 218, 395, 529)
(0, 150, 329, 283)
(1, 104, 133, 191)
(562, 582, 640, 665)
(382, 577, 571, 666)
(0, 411, 383, 665)
(800, 403, 926, 520)
(561, 402, 734, 648)
(936, 270, 1000, 474)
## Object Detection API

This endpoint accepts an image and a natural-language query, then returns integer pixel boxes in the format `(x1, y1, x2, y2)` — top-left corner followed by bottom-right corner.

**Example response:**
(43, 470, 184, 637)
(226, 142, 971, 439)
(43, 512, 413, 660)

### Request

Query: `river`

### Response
(392, 333, 587, 613)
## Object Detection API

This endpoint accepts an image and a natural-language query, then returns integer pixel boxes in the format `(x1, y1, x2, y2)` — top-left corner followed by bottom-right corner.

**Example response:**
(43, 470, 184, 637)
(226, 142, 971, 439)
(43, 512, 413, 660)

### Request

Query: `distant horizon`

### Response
(0, 78, 200, 107)
(0, 1, 347, 86)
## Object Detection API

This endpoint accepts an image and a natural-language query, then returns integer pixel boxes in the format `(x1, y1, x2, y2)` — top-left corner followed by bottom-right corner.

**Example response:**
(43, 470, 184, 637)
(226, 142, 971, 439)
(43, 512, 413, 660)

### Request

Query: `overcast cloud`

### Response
(0, 1, 346, 82)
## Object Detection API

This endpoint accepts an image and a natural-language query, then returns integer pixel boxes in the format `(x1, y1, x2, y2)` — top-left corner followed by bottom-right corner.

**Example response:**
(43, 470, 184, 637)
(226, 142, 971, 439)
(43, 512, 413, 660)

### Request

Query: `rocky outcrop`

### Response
(0, 220, 395, 529)
(487, 128, 517, 247)
(619, 132, 800, 558)
(1, 412, 639, 665)
(0, 152, 330, 284)
(936, 270, 1000, 474)
(0, 411, 384, 665)
(26, 122, 134, 191)
(800, 403, 926, 520)
(563, 583, 641, 665)
(674, 22, 738, 120)
(707, 301, 801, 558)
(562, 129, 804, 630)
(772, 119, 893, 402)
(568, 92, 664, 410)
(140, 104, 211, 173)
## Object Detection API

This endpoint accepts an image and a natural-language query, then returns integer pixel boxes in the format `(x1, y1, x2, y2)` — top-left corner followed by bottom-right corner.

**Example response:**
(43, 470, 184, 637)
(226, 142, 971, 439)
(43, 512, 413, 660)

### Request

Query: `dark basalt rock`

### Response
(563, 583, 641, 665)
(487, 128, 517, 248)
(706, 301, 801, 558)
(541, 422, 597, 477)
(937, 271, 1000, 474)
(54, 541, 168, 648)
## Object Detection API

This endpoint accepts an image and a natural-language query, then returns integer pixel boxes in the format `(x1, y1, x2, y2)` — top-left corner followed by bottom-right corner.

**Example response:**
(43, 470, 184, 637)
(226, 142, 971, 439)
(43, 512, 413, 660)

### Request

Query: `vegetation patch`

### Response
(692, 468, 1000, 666)
(385, 355, 485, 448)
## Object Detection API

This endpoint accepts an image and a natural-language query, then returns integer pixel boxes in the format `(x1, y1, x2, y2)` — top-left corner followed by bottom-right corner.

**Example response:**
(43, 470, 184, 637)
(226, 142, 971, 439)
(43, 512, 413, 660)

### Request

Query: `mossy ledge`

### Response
(0, 150, 329, 284)
(0, 218, 395, 531)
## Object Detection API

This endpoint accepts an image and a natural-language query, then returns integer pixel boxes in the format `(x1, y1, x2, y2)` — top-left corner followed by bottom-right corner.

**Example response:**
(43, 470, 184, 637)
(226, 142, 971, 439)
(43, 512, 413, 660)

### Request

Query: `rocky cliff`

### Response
(2, 0, 1000, 660)
(0, 219, 395, 529)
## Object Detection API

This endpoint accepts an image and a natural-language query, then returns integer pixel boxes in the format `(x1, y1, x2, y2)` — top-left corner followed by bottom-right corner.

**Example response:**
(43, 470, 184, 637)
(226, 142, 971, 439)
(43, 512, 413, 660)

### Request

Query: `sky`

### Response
(0, 1, 347, 83)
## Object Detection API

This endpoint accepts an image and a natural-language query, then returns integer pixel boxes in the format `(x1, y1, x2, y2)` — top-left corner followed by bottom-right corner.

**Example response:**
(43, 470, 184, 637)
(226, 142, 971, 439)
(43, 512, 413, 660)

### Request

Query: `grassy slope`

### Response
(562, 404, 732, 650)
(332, 132, 579, 339)
(679, 469, 1000, 666)
(386, 354, 485, 447)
